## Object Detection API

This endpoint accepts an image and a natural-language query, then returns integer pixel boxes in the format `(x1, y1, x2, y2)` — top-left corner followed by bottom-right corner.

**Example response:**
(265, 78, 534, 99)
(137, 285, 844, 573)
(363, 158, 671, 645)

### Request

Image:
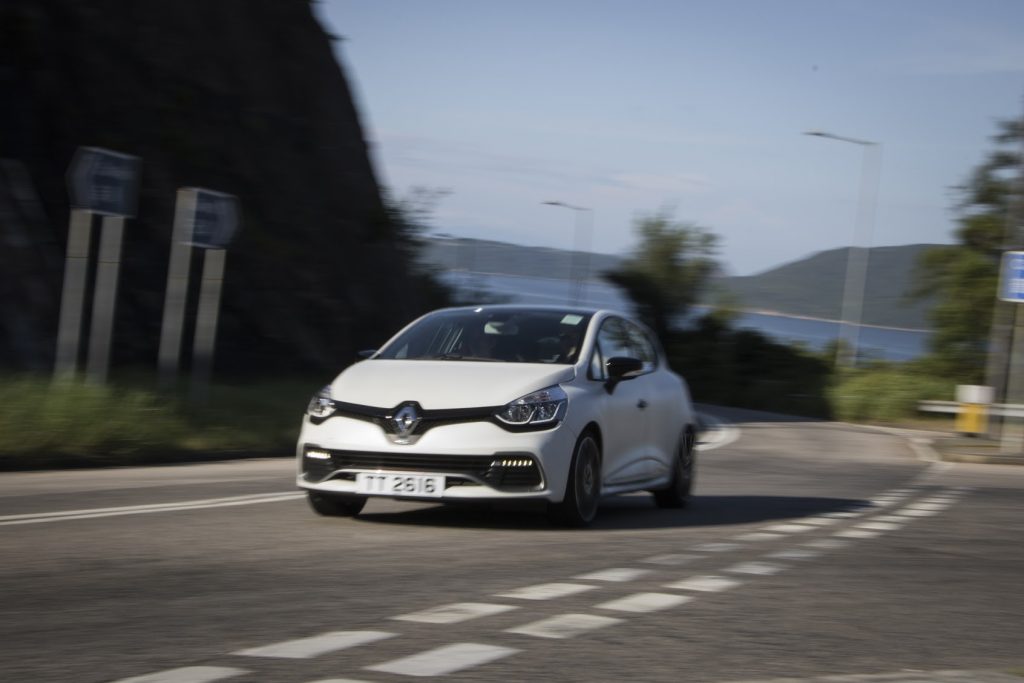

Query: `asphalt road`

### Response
(1, 410, 1022, 683)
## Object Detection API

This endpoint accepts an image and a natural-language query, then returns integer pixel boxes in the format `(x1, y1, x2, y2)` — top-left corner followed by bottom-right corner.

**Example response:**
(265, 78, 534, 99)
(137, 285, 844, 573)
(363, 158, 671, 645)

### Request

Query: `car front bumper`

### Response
(295, 414, 579, 502)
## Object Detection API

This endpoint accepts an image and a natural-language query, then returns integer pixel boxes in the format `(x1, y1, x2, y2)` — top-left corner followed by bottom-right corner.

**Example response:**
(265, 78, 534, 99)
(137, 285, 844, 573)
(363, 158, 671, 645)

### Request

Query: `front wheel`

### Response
(307, 491, 367, 517)
(653, 429, 695, 509)
(548, 433, 601, 527)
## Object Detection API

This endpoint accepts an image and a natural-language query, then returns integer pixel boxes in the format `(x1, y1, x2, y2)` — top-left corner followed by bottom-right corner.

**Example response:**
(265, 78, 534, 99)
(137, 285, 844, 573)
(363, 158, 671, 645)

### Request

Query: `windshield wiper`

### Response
(427, 353, 501, 362)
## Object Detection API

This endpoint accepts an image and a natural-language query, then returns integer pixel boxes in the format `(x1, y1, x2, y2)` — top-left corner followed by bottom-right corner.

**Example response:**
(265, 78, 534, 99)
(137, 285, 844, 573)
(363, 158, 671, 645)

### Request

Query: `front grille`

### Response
(302, 448, 542, 491)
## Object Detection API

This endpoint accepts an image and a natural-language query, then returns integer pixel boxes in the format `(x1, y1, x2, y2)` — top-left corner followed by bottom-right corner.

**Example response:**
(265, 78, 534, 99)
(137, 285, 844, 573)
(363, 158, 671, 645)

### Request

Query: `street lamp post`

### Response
(804, 130, 883, 368)
(542, 201, 593, 305)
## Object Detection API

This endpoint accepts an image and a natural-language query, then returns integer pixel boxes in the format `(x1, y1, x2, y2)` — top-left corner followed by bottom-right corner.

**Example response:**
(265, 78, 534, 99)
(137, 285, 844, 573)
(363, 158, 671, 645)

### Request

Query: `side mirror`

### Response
(604, 356, 643, 393)
(357, 349, 377, 360)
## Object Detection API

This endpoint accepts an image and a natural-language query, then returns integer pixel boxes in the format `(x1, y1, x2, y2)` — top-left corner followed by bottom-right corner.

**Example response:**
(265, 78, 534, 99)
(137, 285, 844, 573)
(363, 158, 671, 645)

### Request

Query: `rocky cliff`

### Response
(0, 0, 442, 376)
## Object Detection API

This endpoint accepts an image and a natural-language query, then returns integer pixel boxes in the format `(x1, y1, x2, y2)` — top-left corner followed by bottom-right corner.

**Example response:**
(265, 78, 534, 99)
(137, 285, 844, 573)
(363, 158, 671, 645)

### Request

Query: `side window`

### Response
(623, 320, 657, 372)
(592, 317, 636, 379)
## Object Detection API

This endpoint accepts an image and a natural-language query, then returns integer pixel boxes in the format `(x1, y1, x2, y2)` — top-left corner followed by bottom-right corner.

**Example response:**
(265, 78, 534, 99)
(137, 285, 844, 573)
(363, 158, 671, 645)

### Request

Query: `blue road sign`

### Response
(999, 251, 1024, 303)
(186, 189, 239, 249)
(67, 147, 141, 217)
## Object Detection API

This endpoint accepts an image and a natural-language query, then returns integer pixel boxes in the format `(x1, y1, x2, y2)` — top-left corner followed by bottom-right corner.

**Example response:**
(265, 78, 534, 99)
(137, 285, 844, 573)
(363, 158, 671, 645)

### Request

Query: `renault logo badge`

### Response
(390, 403, 421, 442)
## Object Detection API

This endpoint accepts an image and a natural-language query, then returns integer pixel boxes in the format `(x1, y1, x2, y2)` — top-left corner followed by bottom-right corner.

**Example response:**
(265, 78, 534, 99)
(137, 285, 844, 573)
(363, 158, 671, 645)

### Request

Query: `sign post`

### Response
(157, 188, 239, 399)
(998, 251, 1024, 453)
(57, 147, 141, 383)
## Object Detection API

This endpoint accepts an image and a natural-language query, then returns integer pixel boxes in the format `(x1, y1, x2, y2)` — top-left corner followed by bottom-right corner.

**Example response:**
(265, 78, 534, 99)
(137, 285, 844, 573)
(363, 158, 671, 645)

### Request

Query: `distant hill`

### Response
(419, 237, 948, 331)
(420, 236, 621, 280)
(715, 244, 951, 330)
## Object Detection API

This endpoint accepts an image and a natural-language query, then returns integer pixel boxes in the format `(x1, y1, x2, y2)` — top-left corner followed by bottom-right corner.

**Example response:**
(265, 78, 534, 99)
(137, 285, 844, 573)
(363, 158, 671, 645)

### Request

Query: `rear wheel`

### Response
(654, 429, 695, 509)
(548, 433, 601, 527)
(307, 491, 367, 517)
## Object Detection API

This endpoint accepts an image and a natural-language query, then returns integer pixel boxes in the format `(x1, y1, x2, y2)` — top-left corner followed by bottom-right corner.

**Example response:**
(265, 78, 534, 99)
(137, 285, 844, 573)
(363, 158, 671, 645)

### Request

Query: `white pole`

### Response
(54, 209, 94, 380)
(85, 215, 125, 384)
(158, 188, 197, 386)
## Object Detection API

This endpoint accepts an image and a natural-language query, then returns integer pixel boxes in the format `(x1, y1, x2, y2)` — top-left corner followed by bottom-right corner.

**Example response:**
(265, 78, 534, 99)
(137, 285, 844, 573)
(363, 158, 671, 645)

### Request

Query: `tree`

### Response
(604, 210, 718, 340)
(914, 118, 1023, 383)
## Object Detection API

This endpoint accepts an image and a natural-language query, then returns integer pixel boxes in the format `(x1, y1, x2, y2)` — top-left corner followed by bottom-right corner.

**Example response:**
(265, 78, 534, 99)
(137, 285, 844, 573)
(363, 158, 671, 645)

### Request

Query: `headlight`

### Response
(495, 386, 567, 426)
(307, 385, 337, 420)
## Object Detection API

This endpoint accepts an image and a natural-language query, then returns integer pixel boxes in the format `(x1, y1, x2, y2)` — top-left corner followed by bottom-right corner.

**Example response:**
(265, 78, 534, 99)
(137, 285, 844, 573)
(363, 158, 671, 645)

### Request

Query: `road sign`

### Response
(67, 147, 141, 217)
(999, 251, 1024, 303)
(187, 188, 239, 249)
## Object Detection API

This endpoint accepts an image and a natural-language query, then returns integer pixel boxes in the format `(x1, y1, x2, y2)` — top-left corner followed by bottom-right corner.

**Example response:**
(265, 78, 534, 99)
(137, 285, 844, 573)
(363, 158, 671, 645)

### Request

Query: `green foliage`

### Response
(604, 210, 718, 338)
(829, 365, 955, 423)
(914, 117, 1022, 381)
(667, 315, 834, 418)
(0, 375, 312, 469)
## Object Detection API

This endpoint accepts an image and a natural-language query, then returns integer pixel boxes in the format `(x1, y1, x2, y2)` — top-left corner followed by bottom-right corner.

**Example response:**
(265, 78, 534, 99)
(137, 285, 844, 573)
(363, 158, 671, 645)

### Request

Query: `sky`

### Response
(316, 1, 1024, 276)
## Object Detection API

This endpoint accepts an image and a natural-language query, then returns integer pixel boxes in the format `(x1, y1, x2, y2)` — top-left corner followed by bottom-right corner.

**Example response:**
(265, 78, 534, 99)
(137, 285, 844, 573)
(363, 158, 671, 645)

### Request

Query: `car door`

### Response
(591, 317, 654, 486)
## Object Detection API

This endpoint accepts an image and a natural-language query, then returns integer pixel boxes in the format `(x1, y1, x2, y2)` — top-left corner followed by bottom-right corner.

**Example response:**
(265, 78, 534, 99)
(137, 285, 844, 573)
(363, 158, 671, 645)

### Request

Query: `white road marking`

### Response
(696, 412, 741, 452)
(366, 643, 518, 677)
(821, 511, 860, 519)
(596, 592, 693, 613)
(109, 667, 248, 683)
(734, 532, 785, 542)
(805, 538, 851, 550)
(234, 631, 395, 659)
(795, 516, 840, 526)
(0, 492, 303, 526)
(642, 553, 700, 565)
(726, 561, 785, 576)
(496, 582, 598, 600)
(393, 602, 517, 624)
(895, 508, 942, 517)
(834, 529, 881, 539)
(306, 679, 371, 683)
(665, 575, 742, 592)
(857, 521, 904, 531)
(767, 549, 821, 561)
(868, 516, 909, 528)
(905, 502, 950, 511)
(574, 567, 652, 582)
(762, 523, 815, 534)
(506, 613, 621, 639)
(692, 542, 742, 552)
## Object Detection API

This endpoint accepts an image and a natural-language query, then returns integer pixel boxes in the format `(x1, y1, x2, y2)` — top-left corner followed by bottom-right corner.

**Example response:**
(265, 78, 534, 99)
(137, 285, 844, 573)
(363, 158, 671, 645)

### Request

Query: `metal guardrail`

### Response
(919, 400, 1024, 418)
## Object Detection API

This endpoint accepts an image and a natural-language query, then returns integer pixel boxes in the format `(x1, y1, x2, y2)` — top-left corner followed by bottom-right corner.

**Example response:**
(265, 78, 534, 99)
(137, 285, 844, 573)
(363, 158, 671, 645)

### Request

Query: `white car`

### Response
(296, 305, 697, 526)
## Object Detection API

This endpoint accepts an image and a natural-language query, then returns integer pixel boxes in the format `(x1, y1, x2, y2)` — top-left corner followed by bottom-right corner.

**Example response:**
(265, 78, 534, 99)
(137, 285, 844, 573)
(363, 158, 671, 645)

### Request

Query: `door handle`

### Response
(637, 399, 648, 410)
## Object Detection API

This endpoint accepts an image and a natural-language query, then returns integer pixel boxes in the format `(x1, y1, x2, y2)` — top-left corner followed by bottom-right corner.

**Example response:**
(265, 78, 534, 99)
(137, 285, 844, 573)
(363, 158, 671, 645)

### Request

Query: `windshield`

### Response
(376, 309, 592, 364)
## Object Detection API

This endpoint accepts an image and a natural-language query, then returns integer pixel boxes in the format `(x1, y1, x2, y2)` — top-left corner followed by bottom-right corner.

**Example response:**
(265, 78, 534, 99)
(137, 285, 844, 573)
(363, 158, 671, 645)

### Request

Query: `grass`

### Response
(0, 374, 321, 470)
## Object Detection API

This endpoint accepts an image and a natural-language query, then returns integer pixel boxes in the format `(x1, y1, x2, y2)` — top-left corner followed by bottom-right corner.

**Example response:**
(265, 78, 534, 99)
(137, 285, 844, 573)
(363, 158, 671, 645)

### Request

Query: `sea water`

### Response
(441, 271, 929, 362)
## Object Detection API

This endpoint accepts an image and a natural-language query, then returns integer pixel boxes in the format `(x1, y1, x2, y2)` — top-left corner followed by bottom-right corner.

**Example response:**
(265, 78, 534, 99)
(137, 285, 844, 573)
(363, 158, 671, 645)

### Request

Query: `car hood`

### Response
(330, 360, 577, 409)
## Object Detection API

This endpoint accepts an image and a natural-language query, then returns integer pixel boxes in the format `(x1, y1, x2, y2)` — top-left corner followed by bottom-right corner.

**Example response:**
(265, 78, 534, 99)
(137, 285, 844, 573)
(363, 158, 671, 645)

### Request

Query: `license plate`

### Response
(355, 473, 445, 498)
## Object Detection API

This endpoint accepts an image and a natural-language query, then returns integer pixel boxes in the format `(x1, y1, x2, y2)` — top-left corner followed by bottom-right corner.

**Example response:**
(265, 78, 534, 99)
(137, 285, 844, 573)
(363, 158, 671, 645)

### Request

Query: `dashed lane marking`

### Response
(856, 521, 904, 532)
(767, 549, 821, 561)
(834, 529, 882, 539)
(496, 582, 598, 600)
(595, 592, 693, 613)
(665, 575, 743, 593)
(894, 508, 942, 517)
(693, 542, 743, 552)
(762, 523, 816, 534)
(233, 631, 395, 659)
(109, 666, 248, 683)
(642, 553, 700, 566)
(573, 567, 652, 582)
(795, 517, 841, 527)
(366, 643, 519, 677)
(726, 561, 786, 576)
(734, 532, 785, 542)
(393, 602, 518, 625)
(505, 613, 622, 639)
(804, 538, 851, 550)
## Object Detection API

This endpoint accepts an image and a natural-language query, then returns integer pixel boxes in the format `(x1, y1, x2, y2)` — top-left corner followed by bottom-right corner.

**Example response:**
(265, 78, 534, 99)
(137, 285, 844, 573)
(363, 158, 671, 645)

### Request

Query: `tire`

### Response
(548, 433, 601, 527)
(307, 491, 367, 517)
(654, 429, 695, 509)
